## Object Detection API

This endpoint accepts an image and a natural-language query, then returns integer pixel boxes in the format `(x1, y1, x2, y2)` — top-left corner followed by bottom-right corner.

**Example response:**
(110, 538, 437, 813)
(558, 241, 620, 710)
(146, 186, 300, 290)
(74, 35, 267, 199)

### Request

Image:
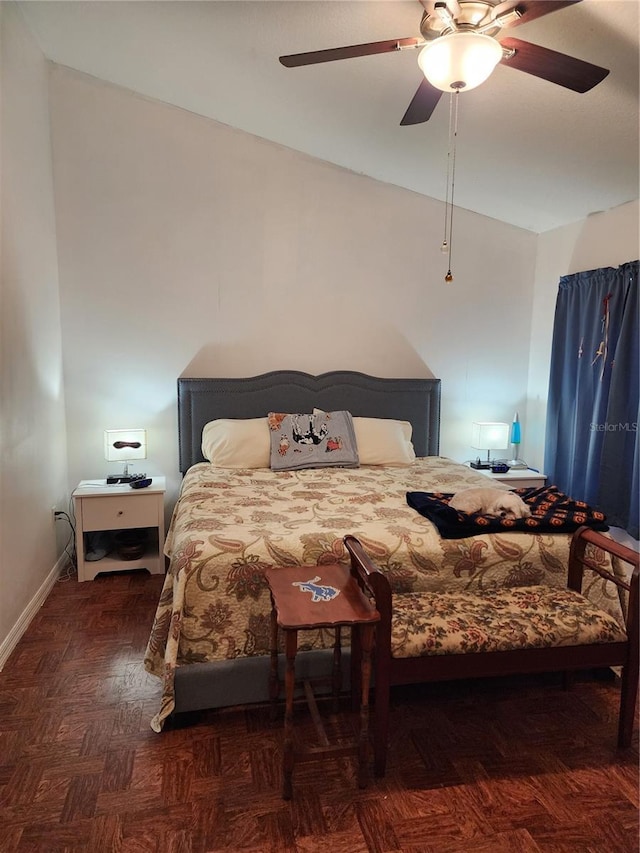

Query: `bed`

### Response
(144, 370, 623, 732)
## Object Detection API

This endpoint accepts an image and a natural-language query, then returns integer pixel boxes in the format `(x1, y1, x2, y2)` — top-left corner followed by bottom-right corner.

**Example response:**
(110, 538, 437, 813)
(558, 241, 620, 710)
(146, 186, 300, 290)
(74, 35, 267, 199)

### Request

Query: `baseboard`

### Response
(0, 554, 67, 671)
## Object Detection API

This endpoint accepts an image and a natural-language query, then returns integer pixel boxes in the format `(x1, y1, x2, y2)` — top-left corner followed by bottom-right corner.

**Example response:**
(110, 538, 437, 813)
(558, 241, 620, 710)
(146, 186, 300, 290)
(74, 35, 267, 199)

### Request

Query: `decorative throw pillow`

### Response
(201, 418, 270, 468)
(268, 410, 359, 471)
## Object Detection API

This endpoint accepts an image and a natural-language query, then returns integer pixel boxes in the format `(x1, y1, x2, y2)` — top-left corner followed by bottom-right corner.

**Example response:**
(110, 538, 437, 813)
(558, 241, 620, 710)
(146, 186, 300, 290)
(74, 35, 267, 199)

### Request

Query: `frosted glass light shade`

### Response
(471, 422, 510, 451)
(418, 32, 503, 92)
(104, 429, 147, 462)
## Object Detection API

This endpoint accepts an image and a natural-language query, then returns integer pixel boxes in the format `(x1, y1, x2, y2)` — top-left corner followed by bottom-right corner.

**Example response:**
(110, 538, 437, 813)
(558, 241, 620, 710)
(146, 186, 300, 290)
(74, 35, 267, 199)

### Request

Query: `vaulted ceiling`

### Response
(19, 0, 639, 232)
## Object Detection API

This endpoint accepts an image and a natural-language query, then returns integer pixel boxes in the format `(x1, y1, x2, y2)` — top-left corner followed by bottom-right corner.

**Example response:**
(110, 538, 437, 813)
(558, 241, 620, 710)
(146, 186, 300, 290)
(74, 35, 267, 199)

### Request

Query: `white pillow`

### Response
(201, 418, 270, 468)
(352, 417, 415, 466)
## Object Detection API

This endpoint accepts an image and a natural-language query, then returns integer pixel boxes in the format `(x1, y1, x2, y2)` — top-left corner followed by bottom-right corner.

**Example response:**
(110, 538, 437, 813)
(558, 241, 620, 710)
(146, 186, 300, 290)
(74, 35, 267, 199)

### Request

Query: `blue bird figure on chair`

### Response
(292, 576, 340, 602)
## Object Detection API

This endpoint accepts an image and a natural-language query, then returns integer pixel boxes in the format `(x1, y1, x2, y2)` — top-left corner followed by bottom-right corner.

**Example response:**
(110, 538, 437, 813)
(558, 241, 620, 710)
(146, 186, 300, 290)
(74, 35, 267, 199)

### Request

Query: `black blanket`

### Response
(406, 485, 608, 539)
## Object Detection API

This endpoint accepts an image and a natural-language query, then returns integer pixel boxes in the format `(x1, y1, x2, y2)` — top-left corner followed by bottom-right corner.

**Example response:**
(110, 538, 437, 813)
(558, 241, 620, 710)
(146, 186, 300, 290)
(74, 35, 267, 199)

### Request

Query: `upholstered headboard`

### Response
(177, 370, 441, 473)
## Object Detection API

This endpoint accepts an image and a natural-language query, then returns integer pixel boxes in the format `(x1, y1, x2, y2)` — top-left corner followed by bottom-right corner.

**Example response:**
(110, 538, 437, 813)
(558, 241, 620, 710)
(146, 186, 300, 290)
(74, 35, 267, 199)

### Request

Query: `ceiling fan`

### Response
(279, 0, 609, 125)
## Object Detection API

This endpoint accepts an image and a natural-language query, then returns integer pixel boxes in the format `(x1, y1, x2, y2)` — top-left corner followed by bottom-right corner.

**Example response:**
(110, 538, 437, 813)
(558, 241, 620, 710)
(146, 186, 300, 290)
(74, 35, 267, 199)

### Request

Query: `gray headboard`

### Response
(177, 370, 441, 473)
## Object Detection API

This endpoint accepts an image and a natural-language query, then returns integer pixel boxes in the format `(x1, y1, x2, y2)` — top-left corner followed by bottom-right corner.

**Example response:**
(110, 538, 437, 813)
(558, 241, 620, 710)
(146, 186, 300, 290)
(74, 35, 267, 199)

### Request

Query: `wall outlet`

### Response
(52, 508, 63, 523)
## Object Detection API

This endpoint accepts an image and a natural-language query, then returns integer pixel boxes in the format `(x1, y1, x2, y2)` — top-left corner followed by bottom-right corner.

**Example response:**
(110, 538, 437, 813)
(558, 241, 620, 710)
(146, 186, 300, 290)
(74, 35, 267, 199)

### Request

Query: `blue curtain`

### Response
(544, 260, 639, 538)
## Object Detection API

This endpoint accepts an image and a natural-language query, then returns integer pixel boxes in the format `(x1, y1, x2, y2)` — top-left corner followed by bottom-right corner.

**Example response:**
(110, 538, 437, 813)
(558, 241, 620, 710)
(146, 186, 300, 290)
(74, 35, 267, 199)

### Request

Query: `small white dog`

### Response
(449, 487, 531, 520)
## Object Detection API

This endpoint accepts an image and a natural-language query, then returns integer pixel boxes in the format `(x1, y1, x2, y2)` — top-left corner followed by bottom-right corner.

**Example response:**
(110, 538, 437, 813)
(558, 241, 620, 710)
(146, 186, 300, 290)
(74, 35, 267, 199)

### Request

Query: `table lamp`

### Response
(507, 412, 528, 470)
(104, 429, 147, 483)
(469, 422, 510, 469)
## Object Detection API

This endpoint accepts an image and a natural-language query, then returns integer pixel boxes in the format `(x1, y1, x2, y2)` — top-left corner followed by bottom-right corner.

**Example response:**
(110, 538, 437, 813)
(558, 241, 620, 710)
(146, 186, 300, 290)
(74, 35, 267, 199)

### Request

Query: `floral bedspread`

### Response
(144, 457, 623, 730)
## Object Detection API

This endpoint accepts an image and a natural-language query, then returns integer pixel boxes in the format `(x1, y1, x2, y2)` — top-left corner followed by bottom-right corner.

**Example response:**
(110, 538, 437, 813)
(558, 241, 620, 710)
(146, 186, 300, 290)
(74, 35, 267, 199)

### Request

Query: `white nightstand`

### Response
(480, 468, 547, 488)
(73, 477, 166, 582)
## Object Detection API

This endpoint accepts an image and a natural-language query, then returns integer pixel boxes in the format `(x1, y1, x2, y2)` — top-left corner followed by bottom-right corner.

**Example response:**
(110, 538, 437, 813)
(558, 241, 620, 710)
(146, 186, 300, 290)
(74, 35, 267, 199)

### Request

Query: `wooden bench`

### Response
(344, 526, 639, 777)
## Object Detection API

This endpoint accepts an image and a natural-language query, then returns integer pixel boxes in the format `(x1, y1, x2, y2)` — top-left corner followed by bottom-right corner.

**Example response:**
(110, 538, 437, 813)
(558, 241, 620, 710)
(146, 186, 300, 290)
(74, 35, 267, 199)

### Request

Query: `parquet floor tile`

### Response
(0, 568, 638, 852)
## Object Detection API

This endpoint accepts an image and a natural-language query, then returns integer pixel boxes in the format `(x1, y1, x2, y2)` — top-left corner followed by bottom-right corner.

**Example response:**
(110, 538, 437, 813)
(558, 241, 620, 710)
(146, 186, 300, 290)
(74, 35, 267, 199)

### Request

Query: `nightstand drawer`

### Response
(81, 493, 159, 531)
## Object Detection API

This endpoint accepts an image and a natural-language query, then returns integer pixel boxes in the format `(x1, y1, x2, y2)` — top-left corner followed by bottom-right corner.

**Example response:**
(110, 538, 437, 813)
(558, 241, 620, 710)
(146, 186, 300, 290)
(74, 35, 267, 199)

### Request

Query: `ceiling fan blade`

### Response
(279, 37, 422, 68)
(493, 0, 582, 28)
(400, 79, 442, 125)
(499, 37, 609, 92)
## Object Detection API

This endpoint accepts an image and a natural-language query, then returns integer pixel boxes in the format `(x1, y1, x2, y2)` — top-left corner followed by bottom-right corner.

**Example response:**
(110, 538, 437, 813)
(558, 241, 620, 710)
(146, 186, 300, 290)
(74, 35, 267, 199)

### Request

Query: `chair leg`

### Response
(331, 627, 342, 714)
(283, 629, 298, 799)
(357, 624, 375, 789)
(350, 625, 362, 713)
(618, 661, 639, 748)
(373, 664, 391, 777)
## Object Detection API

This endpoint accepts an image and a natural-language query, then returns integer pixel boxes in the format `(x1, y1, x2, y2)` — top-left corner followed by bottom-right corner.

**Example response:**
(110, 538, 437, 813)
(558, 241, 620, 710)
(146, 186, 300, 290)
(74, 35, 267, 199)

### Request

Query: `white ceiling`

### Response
(18, 0, 640, 233)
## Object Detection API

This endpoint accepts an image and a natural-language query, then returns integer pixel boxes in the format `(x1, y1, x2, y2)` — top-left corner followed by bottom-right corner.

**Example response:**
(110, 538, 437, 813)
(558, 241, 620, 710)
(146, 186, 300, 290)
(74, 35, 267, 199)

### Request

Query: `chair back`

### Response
(344, 535, 393, 660)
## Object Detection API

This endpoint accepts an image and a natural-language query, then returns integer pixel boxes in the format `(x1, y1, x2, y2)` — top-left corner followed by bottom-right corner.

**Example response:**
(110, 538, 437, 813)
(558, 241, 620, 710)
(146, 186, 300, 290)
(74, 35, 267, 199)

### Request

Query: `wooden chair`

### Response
(344, 527, 639, 777)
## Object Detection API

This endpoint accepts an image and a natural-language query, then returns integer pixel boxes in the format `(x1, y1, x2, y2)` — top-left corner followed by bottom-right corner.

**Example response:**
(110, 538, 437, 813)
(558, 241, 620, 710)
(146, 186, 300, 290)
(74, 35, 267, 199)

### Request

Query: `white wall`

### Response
(525, 200, 639, 470)
(0, 4, 68, 664)
(48, 67, 538, 508)
(1, 21, 636, 658)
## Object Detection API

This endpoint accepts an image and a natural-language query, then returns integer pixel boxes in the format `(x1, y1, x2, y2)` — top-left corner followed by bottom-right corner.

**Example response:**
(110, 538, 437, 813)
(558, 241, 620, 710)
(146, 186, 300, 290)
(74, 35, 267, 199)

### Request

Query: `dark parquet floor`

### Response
(0, 567, 638, 852)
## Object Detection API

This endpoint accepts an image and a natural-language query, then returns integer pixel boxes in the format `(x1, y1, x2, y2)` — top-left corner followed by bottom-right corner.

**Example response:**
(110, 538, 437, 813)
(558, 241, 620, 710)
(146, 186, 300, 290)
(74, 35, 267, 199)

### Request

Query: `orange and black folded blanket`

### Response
(406, 485, 608, 539)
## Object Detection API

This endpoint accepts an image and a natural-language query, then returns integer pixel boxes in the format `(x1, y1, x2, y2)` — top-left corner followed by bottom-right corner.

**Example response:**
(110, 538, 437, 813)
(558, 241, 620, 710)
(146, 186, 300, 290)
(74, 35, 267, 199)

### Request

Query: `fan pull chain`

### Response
(444, 90, 459, 283)
(441, 93, 454, 254)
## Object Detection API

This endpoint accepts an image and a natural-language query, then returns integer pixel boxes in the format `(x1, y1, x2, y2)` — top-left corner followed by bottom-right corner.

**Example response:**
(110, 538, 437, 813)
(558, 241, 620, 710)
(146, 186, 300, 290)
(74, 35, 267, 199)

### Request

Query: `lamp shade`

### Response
(418, 32, 503, 93)
(104, 429, 147, 462)
(471, 422, 510, 451)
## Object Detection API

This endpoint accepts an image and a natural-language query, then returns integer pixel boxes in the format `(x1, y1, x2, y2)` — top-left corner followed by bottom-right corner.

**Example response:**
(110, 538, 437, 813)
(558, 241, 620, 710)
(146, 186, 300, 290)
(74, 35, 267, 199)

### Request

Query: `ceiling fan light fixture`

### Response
(417, 32, 503, 92)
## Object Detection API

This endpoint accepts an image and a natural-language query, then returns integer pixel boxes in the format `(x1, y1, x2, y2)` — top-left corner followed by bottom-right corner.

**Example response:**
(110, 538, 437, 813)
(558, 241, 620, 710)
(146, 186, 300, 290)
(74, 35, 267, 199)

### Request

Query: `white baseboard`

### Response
(0, 554, 67, 671)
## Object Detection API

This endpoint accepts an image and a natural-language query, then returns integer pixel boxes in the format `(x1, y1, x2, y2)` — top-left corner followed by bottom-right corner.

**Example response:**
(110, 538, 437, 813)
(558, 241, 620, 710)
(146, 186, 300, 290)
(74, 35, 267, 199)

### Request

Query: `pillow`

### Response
(268, 410, 359, 471)
(201, 418, 270, 468)
(352, 417, 416, 466)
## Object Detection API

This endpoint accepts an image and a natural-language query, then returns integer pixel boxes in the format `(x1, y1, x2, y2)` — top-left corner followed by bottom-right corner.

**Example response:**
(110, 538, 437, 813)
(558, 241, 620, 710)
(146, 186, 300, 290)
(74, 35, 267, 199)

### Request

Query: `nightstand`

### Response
(73, 478, 166, 582)
(480, 469, 547, 488)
